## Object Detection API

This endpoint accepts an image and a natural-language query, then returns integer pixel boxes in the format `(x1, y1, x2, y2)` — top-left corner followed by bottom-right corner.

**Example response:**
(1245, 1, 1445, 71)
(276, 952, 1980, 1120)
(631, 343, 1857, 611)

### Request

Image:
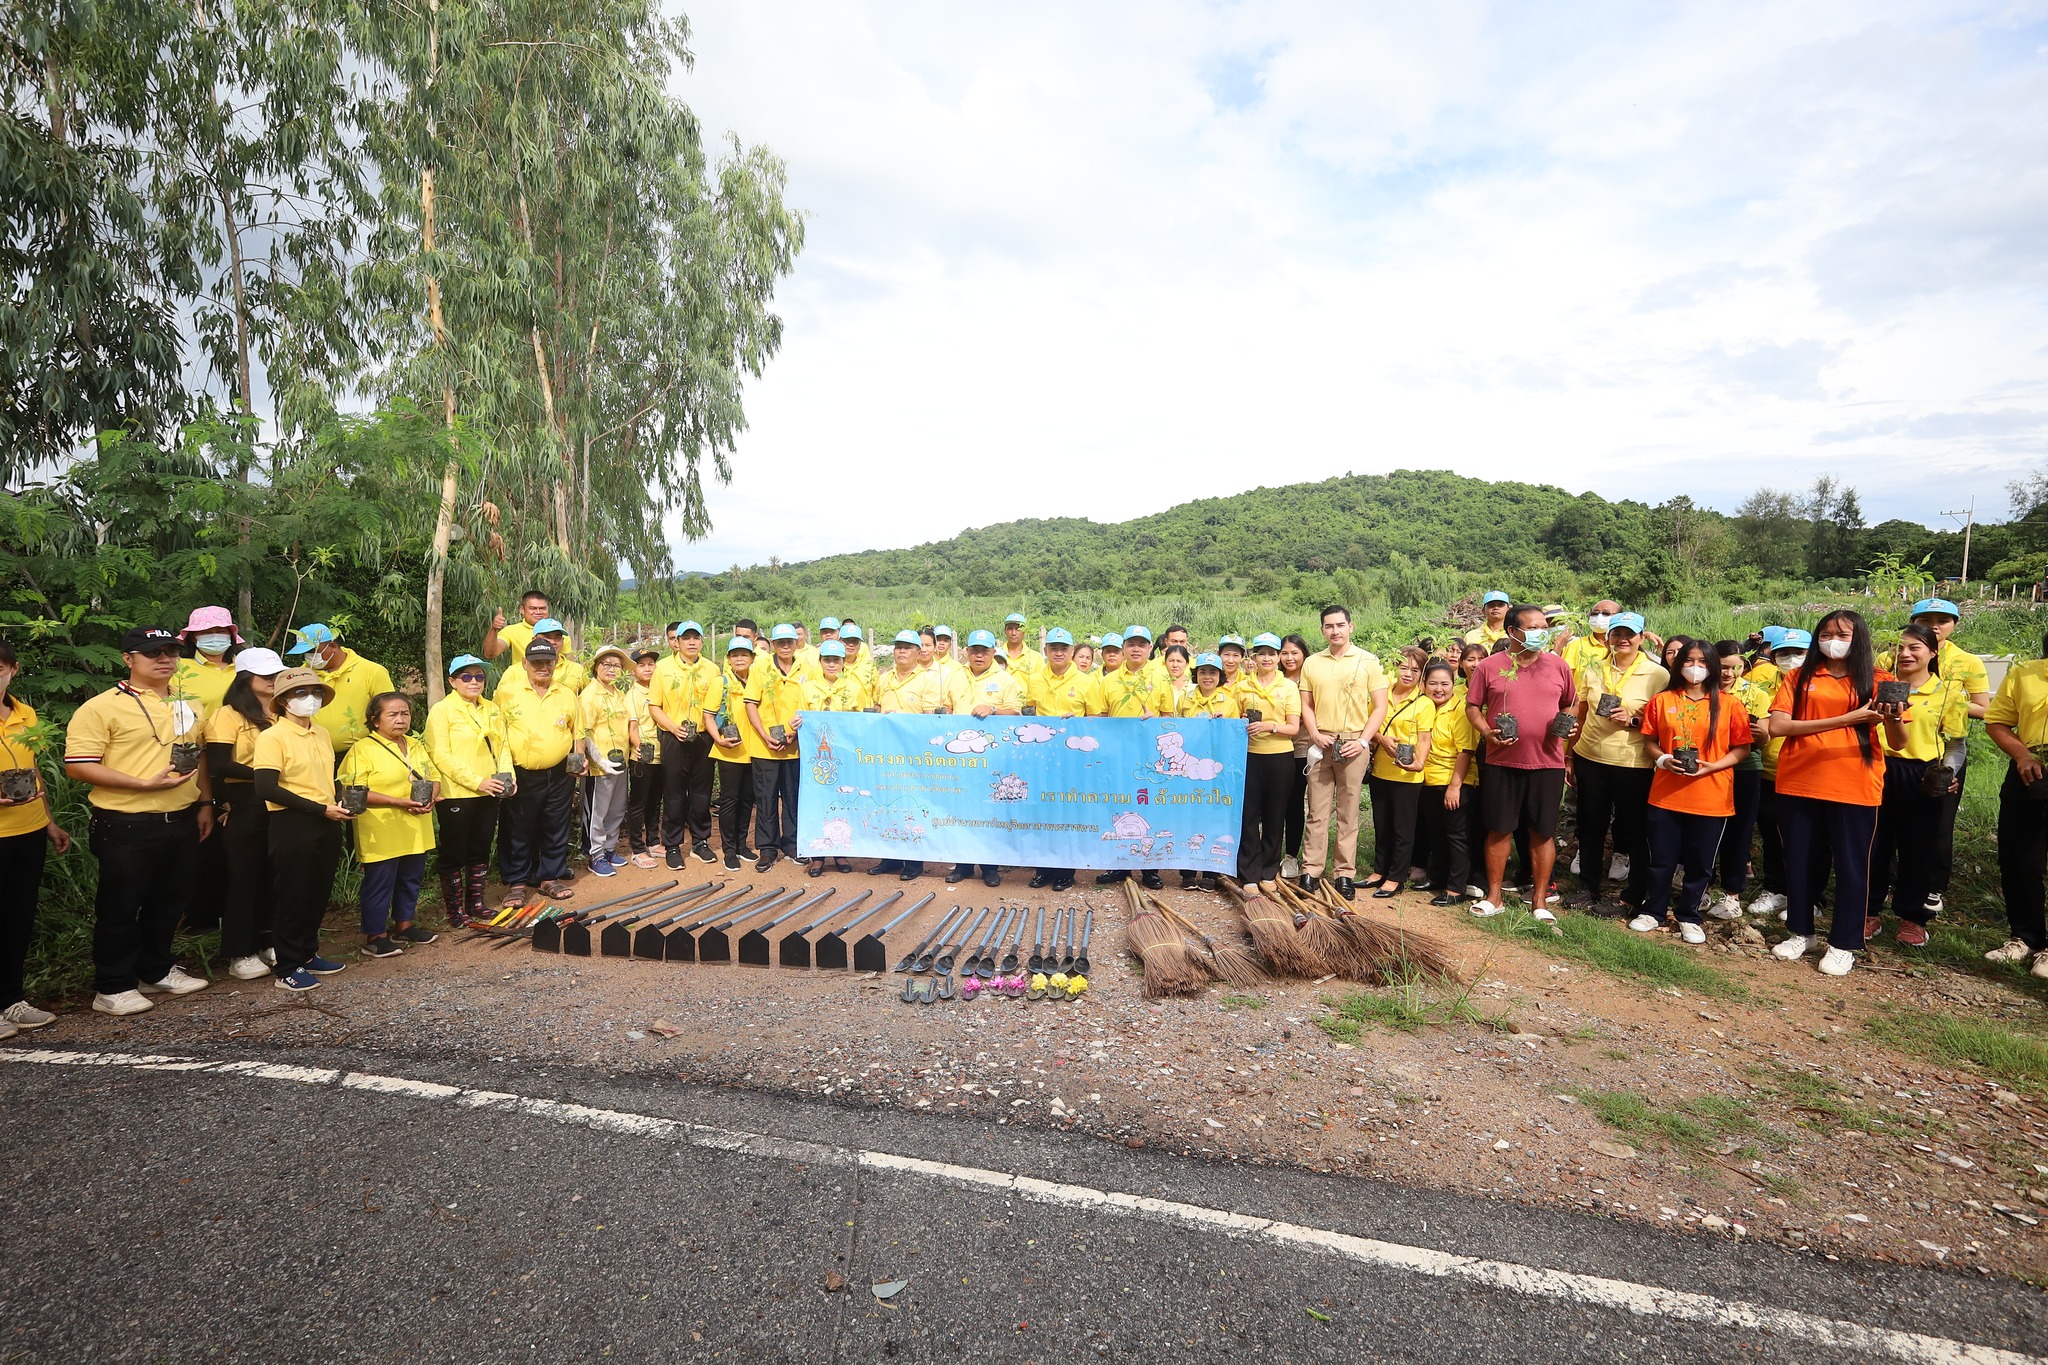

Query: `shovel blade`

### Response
(599, 923, 634, 957)
(778, 933, 813, 968)
(632, 925, 668, 959)
(814, 933, 849, 971)
(532, 919, 564, 953)
(698, 928, 732, 964)
(561, 923, 594, 956)
(852, 935, 889, 973)
(736, 930, 771, 967)
(664, 926, 696, 963)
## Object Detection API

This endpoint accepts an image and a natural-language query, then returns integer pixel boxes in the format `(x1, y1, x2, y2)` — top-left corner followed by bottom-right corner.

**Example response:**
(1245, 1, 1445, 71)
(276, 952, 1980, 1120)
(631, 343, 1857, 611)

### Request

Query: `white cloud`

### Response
(664, 1, 2048, 568)
(1064, 735, 1100, 752)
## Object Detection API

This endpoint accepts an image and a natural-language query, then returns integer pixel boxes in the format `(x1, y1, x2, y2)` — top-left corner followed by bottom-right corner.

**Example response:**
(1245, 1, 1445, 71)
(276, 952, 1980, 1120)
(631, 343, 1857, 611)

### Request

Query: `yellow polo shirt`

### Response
(744, 659, 807, 758)
(1002, 644, 1044, 680)
(1179, 685, 1239, 719)
(626, 682, 661, 764)
(499, 676, 580, 770)
(1986, 659, 2048, 749)
(424, 693, 509, 798)
(1464, 623, 1509, 647)
(650, 654, 723, 735)
(1236, 673, 1301, 756)
(1153, 677, 1197, 717)
(1573, 653, 1669, 769)
(64, 684, 202, 814)
(1880, 673, 1970, 761)
(1371, 689, 1437, 783)
(1560, 634, 1609, 677)
(494, 652, 585, 701)
(313, 648, 396, 754)
(579, 680, 632, 760)
(1101, 668, 1158, 719)
(253, 718, 336, 811)
(876, 667, 945, 715)
(804, 670, 871, 712)
(1029, 666, 1104, 718)
(337, 735, 440, 862)
(0, 701, 49, 838)
(947, 665, 1026, 717)
(1423, 701, 1480, 787)
(204, 704, 264, 776)
(711, 665, 752, 768)
(499, 619, 538, 661)
(1937, 638, 1990, 699)
(173, 656, 237, 715)
(1299, 648, 1387, 733)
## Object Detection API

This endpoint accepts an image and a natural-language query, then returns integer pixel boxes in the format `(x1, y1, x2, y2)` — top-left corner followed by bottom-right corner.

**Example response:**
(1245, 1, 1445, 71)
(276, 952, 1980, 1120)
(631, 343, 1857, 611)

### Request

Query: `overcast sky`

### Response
(663, 1, 2048, 572)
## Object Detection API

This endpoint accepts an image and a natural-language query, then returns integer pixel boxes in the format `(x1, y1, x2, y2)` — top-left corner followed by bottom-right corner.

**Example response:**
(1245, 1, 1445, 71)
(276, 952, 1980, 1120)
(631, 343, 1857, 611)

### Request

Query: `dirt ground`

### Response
(37, 857, 2048, 1283)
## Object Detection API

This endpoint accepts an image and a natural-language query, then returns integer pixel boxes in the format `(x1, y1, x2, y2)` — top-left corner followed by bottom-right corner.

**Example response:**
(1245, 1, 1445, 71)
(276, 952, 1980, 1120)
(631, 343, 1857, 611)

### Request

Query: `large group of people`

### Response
(0, 587, 2041, 1035)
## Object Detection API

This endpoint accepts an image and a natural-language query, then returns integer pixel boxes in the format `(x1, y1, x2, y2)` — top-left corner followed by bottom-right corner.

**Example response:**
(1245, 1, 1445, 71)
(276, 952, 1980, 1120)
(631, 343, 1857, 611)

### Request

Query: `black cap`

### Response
(525, 640, 559, 663)
(121, 626, 180, 654)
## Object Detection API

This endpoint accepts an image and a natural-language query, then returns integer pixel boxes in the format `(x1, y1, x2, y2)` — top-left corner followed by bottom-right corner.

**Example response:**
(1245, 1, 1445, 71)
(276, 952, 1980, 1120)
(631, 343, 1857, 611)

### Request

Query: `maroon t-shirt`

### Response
(1466, 650, 1577, 770)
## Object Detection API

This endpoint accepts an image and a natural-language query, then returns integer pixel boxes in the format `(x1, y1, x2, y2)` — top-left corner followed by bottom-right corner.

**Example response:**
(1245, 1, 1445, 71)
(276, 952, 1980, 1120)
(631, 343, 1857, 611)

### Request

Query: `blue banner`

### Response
(794, 713, 1248, 870)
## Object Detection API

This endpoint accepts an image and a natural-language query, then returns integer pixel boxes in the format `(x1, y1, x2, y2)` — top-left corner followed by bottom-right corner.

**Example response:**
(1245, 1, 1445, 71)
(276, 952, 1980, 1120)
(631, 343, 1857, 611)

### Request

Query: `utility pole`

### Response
(1942, 498, 1975, 588)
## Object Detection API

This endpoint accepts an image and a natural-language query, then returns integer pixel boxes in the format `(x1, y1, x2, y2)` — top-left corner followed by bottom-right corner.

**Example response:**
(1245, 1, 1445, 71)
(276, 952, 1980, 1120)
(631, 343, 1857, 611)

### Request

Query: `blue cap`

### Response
(1123, 625, 1152, 642)
(820, 616, 842, 630)
(1194, 652, 1224, 671)
(965, 629, 997, 649)
(1045, 627, 1074, 646)
(532, 617, 566, 635)
(933, 624, 954, 639)
(673, 620, 702, 636)
(287, 623, 335, 655)
(1607, 612, 1645, 635)
(840, 625, 863, 642)
(1482, 591, 1511, 606)
(1219, 634, 1246, 650)
(770, 623, 798, 642)
(1099, 632, 1123, 649)
(725, 637, 755, 655)
(447, 653, 486, 676)
(1911, 598, 1960, 620)
(892, 630, 921, 647)
(1777, 630, 1812, 650)
(1759, 626, 1787, 648)
(818, 640, 846, 659)
(1004, 612, 1026, 625)
(1251, 632, 1283, 650)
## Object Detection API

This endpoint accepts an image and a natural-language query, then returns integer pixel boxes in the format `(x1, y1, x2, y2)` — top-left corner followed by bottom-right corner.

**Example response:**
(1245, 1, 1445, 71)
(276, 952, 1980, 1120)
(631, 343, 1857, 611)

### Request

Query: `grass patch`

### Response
(1470, 906, 1748, 1001)
(1317, 968, 1511, 1042)
(1865, 1008, 2048, 1097)
(1217, 994, 1267, 1011)
(1573, 1087, 1785, 1154)
(1747, 1062, 1889, 1132)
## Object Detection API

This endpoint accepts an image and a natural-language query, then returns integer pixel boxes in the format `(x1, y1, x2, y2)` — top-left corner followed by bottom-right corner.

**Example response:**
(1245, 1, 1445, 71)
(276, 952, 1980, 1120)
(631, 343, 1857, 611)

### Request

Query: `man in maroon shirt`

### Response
(1465, 603, 1578, 922)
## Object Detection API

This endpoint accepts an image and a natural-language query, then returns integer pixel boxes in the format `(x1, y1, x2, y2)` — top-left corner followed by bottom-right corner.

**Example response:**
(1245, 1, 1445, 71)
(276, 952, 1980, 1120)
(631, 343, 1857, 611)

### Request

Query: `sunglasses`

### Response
(453, 672, 486, 683)
(132, 647, 181, 660)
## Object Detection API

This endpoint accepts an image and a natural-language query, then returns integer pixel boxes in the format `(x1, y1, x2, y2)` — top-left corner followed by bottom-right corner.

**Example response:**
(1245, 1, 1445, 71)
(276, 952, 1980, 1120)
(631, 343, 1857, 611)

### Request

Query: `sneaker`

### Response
(723, 852, 742, 870)
(260, 947, 277, 967)
(1679, 922, 1707, 945)
(1705, 894, 1743, 921)
(275, 969, 320, 992)
(305, 955, 347, 975)
(2033, 951, 2048, 981)
(228, 955, 270, 980)
(632, 853, 658, 870)
(666, 847, 685, 870)
(395, 925, 438, 945)
(737, 846, 759, 862)
(693, 842, 717, 864)
(1281, 855, 1300, 879)
(2, 1001, 53, 1029)
(1609, 854, 1630, 882)
(1747, 891, 1787, 919)
(1923, 892, 1944, 915)
(1986, 938, 2035, 964)
(589, 855, 617, 878)
(1818, 946, 1856, 977)
(362, 937, 404, 959)
(0, 1018, 15, 1040)
(138, 967, 208, 996)
(1863, 916, 1881, 942)
(92, 990, 153, 1016)
(1895, 922, 1929, 948)
(1628, 914, 1661, 933)
(1470, 900, 1504, 918)
(1772, 934, 1815, 961)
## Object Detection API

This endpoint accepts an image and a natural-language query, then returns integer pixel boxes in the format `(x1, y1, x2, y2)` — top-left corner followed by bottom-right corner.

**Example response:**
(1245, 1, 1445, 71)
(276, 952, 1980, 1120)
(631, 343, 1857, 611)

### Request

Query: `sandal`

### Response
(500, 885, 530, 910)
(537, 880, 576, 900)
(1027, 972, 1049, 1001)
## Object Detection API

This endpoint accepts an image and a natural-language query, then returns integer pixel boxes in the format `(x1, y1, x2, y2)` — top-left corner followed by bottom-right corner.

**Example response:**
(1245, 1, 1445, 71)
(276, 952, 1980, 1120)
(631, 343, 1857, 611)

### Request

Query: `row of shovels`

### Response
(471, 880, 935, 972)
(889, 905, 1093, 1004)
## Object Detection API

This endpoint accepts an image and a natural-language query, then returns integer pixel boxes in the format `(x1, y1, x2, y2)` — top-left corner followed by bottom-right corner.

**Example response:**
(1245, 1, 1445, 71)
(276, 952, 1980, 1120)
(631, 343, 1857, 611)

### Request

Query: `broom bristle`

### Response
(1293, 909, 1356, 976)
(1205, 937, 1267, 989)
(1338, 907, 1464, 984)
(1235, 894, 1323, 977)
(1125, 911, 1202, 997)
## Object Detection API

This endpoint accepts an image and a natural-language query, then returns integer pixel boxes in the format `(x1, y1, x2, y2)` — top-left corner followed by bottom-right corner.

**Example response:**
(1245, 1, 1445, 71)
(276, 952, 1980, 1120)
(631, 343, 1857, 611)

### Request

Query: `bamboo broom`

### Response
(1145, 888, 1267, 990)
(1221, 877, 1324, 978)
(1121, 880, 1203, 997)
(1310, 881, 1463, 984)
(1264, 877, 1361, 977)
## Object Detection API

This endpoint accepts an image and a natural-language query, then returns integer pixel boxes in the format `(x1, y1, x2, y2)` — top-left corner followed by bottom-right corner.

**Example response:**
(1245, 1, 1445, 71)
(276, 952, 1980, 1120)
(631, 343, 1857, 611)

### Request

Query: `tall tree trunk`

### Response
(421, 0, 459, 705)
(214, 145, 257, 627)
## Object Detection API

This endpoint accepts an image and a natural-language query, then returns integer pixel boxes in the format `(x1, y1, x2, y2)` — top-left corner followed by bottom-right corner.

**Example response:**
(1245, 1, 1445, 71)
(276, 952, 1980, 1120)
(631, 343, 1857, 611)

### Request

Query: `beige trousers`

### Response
(1303, 732, 1368, 878)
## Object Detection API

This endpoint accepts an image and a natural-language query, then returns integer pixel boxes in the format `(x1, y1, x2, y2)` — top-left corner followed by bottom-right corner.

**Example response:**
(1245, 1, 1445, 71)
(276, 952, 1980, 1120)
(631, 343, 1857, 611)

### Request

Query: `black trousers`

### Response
(660, 730, 715, 848)
(498, 764, 571, 887)
(1238, 751, 1294, 884)
(1368, 775, 1423, 883)
(1781, 793, 1878, 950)
(1931, 768, 1964, 895)
(219, 783, 273, 960)
(1574, 757, 1652, 905)
(268, 807, 342, 977)
(436, 795, 497, 868)
(1997, 765, 2048, 951)
(752, 758, 799, 856)
(1871, 759, 1941, 926)
(0, 828, 49, 1006)
(625, 759, 665, 852)
(1717, 767, 1763, 895)
(1419, 783, 1470, 893)
(715, 760, 755, 854)
(89, 807, 200, 995)
(1644, 806, 1724, 924)
(185, 802, 229, 931)
(1283, 756, 1309, 863)
(1757, 779, 1787, 894)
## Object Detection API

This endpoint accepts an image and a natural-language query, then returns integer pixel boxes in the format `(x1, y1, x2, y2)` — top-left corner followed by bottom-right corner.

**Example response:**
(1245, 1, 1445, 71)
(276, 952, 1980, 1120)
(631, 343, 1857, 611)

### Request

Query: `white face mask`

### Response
(1682, 664, 1710, 684)
(1818, 637, 1851, 660)
(1779, 652, 1807, 671)
(195, 633, 233, 656)
(1588, 614, 1611, 632)
(285, 694, 323, 718)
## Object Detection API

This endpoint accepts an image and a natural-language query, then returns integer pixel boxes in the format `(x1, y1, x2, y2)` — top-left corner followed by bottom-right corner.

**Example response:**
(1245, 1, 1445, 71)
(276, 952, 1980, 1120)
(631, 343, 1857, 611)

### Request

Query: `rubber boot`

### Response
(438, 864, 467, 929)
(465, 865, 491, 927)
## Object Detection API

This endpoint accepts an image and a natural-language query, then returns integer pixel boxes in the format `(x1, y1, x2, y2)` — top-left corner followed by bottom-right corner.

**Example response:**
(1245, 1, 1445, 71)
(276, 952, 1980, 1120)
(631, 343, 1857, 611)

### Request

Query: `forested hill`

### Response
(761, 468, 1981, 603)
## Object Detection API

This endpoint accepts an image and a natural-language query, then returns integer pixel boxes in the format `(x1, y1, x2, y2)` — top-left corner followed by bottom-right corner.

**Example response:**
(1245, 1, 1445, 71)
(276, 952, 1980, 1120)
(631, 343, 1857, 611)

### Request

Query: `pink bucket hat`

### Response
(179, 605, 245, 644)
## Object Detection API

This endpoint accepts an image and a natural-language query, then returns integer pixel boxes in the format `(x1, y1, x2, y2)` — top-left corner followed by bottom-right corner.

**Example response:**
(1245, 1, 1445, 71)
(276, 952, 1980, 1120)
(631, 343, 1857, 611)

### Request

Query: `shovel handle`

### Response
(764, 887, 834, 930)
(872, 892, 934, 940)
(1077, 908, 1093, 952)
(798, 888, 867, 935)
(677, 884, 763, 932)
(912, 905, 967, 956)
(716, 887, 797, 931)
(832, 889, 900, 936)
(944, 906, 988, 954)
(560, 879, 689, 927)
(975, 907, 1007, 951)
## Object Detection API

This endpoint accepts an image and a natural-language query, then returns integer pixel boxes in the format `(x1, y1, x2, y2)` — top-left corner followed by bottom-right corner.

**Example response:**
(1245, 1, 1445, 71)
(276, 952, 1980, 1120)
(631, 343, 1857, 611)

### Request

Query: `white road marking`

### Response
(3, 1047, 2036, 1365)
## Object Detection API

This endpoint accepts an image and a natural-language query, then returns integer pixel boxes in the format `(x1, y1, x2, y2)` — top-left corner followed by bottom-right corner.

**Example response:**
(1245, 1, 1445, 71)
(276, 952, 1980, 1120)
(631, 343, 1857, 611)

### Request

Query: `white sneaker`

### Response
(1609, 854, 1631, 882)
(2033, 951, 2048, 981)
(1772, 935, 1815, 961)
(138, 967, 208, 996)
(1923, 892, 1944, 915)
(1569, 853, 1582, 875)
(1628, 914, 1662, 933)
(1470, 900, 1504, 918)
(228, 955, 270, 980)
(92, 990, 153, 1016)
(1819, 946, 1856, 976)
(1464, 884, 1488, 900)
(1747, 891, 1787, 919)
(0, 1017, 15, 1040)
(1679, 922, 1707, 945)
(260, 948, 277, 967)
(1705, 894, 1743, 921)
(2, 1001, 54, 1029)
(1281, 855, 1300, 879)
(1986, 938, 2035, 964)
(1531, 906, 1558, 924)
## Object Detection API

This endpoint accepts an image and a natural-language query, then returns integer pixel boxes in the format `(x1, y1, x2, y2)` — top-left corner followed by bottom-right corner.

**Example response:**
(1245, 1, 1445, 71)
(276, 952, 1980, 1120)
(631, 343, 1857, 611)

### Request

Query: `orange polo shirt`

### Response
(1768, 670, 1891, 807)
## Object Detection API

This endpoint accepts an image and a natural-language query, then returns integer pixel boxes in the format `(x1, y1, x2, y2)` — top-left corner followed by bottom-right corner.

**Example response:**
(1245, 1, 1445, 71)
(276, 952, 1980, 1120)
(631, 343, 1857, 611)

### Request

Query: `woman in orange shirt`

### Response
(1633, 640, 1752, 944)
(1763, 610, 1905, 977)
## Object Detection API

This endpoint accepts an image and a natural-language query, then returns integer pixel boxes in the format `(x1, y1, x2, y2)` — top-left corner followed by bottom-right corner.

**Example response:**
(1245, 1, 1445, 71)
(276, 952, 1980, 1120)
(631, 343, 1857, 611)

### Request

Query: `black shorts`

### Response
(1480, 766, 1567, 840)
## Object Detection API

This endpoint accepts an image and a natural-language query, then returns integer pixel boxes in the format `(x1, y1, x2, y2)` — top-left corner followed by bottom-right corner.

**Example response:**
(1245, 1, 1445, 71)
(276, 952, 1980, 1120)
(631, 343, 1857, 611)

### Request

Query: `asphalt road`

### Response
(2, 1043, 2042, 1364)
